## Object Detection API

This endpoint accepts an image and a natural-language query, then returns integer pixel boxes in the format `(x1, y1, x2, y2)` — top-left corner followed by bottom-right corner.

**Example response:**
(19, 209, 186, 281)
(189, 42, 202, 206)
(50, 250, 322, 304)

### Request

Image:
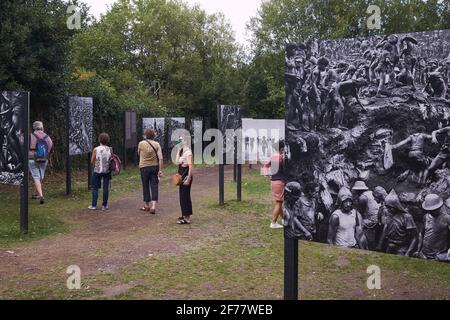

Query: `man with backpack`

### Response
(29, 121, 53, 204)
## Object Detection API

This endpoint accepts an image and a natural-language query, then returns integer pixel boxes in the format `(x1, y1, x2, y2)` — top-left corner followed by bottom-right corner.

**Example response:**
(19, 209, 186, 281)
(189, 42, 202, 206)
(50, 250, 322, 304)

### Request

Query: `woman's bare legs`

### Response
(272, 201, 283, 224)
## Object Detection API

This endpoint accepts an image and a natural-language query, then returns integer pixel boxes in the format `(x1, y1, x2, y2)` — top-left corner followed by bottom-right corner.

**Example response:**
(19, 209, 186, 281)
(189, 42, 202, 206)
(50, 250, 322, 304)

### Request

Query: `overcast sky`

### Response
(83, 0, 263, 47)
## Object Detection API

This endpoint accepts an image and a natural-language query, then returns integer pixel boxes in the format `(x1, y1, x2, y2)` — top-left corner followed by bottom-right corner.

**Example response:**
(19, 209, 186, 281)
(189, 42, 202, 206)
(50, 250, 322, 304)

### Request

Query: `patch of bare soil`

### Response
(0, 166, 249, 297)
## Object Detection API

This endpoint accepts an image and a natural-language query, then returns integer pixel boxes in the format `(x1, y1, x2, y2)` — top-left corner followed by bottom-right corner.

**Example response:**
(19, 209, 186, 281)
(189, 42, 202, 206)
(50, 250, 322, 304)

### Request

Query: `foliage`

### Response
(71, 0, 245, 124)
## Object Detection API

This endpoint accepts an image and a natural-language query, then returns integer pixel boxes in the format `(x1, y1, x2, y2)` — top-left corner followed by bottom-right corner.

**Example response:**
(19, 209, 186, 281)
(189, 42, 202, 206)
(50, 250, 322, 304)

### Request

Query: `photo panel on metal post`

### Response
(68, 96, 94, 156)
(218, 105, 242, 165)
(142, 118, 166, 150)
(125, 111, 137, 149)
(284, 29, 450, 262)
(0, 91, 29, 186)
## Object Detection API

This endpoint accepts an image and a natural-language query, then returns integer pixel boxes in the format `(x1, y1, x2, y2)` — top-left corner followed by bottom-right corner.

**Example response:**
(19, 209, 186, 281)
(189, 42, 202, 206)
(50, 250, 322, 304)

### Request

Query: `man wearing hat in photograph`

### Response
(328, 187, 365, 249)
(377, 190, 418, 257)
(414, 194, 450, 262)
(352, 181, 380, 250)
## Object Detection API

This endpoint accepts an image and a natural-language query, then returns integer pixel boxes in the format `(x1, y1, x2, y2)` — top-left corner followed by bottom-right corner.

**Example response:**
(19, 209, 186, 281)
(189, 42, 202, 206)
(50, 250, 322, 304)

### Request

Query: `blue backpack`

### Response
(32, 133, 49, 163)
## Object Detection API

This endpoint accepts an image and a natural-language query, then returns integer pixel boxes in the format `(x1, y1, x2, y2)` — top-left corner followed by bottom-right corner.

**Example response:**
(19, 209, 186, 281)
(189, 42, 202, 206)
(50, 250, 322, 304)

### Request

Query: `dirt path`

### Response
(0, 165, 244, 296)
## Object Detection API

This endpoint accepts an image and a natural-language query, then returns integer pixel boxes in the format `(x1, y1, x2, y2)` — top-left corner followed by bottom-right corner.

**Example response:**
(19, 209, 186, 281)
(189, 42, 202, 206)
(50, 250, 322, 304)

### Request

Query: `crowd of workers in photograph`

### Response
(280, 32, 450, 262)
(286, 33, 450, 132)
(267, 140, 450, 262)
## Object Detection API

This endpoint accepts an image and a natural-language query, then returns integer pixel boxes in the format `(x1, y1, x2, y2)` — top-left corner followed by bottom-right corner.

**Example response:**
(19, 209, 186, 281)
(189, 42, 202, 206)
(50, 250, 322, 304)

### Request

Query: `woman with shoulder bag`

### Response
(176, 135, 194, 225)
(138, 129, 164, 214)
(88, 133, 112, 211)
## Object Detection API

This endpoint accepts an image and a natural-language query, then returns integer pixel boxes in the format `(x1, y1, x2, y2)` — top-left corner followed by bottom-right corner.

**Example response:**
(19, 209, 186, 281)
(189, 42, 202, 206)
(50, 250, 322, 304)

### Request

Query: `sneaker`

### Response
(102, 206, 109, 211)
(39, 197, 45, 205)
(270, 223, 283, 229)
(88, 206, 97, 210)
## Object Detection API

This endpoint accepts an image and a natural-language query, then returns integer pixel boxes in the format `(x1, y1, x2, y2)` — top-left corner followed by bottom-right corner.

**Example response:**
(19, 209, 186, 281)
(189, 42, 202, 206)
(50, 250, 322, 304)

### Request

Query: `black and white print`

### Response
(190, 118, 203, 146)
(168, 118, 186, 150)
(218, 105, 242, 163)
(68, 96, 93, 156)
(125, 112, 137, 149)
(284, 29, 450, 262)
(0, 91, 28, 185)
(143, 118, 165, 148)
(242, 119, 285, 163)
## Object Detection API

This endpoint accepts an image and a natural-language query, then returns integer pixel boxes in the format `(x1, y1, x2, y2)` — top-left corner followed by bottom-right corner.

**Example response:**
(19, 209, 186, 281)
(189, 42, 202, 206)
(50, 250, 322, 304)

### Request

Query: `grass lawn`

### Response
(0, 167, 449, 300)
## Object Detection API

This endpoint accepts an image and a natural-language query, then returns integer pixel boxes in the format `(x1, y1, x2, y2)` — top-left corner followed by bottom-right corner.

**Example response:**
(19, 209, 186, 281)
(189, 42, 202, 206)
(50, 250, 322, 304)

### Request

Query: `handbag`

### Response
(172, 173, 183, 186)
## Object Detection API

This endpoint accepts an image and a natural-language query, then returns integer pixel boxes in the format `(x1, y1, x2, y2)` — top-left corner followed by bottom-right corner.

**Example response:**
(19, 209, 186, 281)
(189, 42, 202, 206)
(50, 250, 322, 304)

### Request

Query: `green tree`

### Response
(0, 0, 92, 166)
(71, 0, 245, 124)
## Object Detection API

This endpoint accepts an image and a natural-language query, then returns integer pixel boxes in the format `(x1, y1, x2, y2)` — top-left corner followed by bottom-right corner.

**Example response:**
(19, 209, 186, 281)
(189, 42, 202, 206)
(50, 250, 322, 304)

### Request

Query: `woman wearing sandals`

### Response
(138, 129, 164, 214)
(176, 135, 194, 225)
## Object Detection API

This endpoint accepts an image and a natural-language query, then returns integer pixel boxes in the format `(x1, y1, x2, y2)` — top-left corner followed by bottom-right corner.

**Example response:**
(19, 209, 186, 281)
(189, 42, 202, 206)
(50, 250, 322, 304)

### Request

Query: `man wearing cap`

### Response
(414, 194, 450, 262)
(29, 121, 53, 204)
(352, 181, 380, 250)
(378, 190, 418, 256)
(328, 187, 365, 248)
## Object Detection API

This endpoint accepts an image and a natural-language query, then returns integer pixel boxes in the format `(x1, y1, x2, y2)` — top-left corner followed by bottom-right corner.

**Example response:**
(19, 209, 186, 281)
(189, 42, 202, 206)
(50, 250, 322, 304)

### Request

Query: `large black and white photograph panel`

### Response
(168, 117, 186, 150)
(125, 111, 137, 149)
(218, 105, 242, 163)
(242, 119, 285, 163)
(284, 29, 450, 263)
(0, 91, 28, 186)
(68, 96, 93, 156)
(142, 118, 165, 148)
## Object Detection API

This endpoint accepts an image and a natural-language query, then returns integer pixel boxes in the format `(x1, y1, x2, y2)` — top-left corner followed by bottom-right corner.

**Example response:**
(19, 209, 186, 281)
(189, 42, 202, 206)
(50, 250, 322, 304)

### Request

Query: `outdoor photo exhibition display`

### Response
(143, 118, 165, 156)
(0, 91, 30, 233)
(218, 105, 242, 205)
(242, 119, 285, 164)
(284, 29, 450, 299)
(66, 96, 94, 195)
(123, 111, 137, 169)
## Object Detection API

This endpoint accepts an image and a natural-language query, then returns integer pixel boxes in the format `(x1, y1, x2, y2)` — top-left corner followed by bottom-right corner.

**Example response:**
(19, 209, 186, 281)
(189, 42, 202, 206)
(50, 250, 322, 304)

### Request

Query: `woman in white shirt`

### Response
(88, 133, 112, 211)
(176, 135, 194, 224)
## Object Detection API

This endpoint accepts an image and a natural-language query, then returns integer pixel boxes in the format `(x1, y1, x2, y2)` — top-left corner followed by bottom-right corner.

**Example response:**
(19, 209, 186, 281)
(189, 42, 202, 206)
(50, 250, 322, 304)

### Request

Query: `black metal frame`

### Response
(65, 96, 93, 195)
(20, 92, 30, 234)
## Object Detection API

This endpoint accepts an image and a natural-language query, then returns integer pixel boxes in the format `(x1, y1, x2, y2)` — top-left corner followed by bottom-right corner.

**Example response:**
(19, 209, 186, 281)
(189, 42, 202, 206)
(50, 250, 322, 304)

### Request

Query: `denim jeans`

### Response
(91, 172, 111, 208)
(140, 166, 160, 203)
